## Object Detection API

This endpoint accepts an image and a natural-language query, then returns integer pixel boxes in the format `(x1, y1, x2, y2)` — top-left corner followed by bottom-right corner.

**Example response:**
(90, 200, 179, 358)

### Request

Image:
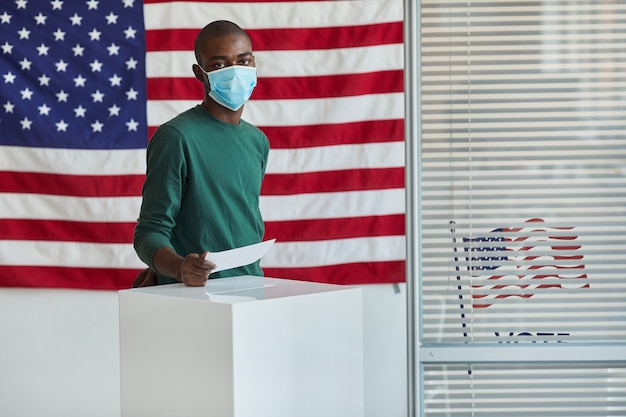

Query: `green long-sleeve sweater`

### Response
(134, 105, 269, 284)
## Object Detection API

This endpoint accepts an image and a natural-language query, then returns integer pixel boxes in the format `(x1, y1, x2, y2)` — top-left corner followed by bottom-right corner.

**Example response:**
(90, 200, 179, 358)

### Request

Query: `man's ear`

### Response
(192, 64, 204, 82)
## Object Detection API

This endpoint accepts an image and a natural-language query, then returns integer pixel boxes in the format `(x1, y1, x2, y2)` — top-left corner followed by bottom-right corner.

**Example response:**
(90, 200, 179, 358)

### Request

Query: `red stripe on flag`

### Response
(263, 260, 405, 285)
(149, 119, 405, 146)
(146, 22, 403, 52)
(0, 261, 406, 290)
(0, 219, 135, 244)
(150, 119, 404, 147)
(147, 70, 404, 100)
(146, 78, 203, 101)
(0, 171, 144, 197)
(261, 119, 404, 149)
(249, 23, 403, 50)
(264, 214, 405, 242)
(0, 265, 138, 290)
(256, 71, 403, 99)
(144, 0, 329, 3)
(262, 168, 404, 195)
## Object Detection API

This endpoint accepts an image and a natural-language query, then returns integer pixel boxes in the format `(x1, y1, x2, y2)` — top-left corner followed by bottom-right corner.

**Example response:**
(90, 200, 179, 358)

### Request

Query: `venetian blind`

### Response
(416, 0, 626, 415)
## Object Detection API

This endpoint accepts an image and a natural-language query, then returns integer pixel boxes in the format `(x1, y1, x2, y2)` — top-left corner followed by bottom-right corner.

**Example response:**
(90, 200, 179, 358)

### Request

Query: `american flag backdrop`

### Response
(0, 0, 405, 290)
(461, 218, 589, 309)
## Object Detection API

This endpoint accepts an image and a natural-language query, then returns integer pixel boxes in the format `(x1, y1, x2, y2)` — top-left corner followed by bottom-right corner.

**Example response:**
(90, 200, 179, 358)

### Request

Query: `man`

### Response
(133, 20, 269, 287)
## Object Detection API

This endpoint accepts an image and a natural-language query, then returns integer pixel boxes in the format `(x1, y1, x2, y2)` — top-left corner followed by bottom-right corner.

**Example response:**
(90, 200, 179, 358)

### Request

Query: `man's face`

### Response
(197, 33, 255, 74)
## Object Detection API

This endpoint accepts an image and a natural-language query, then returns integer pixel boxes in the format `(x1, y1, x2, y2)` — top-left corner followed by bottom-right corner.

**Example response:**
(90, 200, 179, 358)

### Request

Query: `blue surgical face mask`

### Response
(199, 65, 257, 111)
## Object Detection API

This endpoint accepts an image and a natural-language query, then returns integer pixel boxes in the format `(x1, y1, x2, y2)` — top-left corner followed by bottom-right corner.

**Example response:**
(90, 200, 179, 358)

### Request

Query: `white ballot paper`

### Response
(206, 239, 276, 273)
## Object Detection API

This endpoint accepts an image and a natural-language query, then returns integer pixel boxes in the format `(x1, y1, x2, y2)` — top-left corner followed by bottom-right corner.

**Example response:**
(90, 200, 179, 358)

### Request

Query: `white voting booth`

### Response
(119, 275, 364, 417)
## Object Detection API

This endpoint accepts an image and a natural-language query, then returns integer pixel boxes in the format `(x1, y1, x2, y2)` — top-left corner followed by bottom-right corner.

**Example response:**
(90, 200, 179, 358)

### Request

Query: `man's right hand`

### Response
(152, 247, 216, 287)
(177, 251, 216, 287)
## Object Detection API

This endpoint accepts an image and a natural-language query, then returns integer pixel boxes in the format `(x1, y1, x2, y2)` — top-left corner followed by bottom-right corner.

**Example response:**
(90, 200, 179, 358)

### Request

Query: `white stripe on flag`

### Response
(262, 236, 406, 268)
(1, 240, 146, 269)
(267, 142, 405, 174)
(2, 189, 403, 222)
(1, 236, 404, 270)
(147, 93, 405, 127)
(1, 194, 141, 222)
(0, 146, 146, 175)
(146, 44, 404, 78)
(144, 1, 403, 30)
(260, 189, 405, 221)
(257, 45, 404, 78)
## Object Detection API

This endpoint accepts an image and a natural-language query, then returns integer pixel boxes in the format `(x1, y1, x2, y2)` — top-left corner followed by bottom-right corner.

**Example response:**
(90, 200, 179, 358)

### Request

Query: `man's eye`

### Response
(238, 59, 251, 66)
(214, 63, 226, 69)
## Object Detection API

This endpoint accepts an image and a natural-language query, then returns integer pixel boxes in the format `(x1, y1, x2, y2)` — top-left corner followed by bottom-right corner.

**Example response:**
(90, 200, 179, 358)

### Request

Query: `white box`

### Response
(119, 276, 364, 417)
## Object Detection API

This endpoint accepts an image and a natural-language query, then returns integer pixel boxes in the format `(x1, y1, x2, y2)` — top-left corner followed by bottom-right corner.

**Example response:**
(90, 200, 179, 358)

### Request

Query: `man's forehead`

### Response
(198, 33, 251, 51)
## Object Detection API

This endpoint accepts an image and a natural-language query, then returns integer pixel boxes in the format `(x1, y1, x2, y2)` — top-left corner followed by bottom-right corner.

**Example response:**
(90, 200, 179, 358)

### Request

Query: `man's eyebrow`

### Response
(209, 52, 253, 60)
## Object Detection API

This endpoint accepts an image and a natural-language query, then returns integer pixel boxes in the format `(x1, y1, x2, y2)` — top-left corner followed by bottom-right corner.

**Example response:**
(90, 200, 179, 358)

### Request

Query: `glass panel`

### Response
(423, 363, 626, 417)
(420, 0, 626, 343)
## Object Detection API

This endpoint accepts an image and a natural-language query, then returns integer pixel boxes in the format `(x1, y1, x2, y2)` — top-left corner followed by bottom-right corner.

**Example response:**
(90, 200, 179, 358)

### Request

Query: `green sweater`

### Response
(134, 105, 269, 284)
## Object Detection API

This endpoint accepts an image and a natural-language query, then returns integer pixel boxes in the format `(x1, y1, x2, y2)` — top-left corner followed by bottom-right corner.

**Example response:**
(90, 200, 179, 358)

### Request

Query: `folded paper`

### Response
(206, 239, 276, 273)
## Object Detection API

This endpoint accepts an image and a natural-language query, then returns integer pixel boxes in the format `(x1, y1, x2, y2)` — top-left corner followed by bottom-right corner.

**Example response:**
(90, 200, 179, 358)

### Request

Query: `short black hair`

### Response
(194, 20, 251, 63)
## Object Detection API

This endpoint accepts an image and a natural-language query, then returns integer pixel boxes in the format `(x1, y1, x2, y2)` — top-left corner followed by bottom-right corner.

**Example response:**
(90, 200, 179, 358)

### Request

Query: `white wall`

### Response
(0, 288, 121, 417)
(362, 283, 407, 417)
(0, 283, 406, 417)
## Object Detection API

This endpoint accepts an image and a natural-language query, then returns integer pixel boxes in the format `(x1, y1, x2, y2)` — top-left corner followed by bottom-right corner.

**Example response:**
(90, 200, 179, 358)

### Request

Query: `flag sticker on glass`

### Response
(462, 218, 590, 309)
(0, 0, 147, 149)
